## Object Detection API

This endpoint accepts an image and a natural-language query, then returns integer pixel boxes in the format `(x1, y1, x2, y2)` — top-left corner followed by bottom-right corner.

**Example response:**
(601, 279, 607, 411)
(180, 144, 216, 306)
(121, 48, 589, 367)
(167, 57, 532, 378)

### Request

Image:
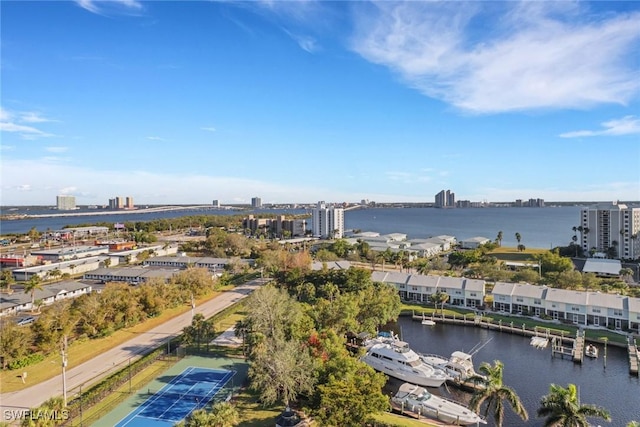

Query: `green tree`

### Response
(537, 383, 610, 427)
(23, 275, 43, 308)
(469, 360, 528, 427)
(1, 269, 15, 291)
(249, 335, 315, 407)
(515, 232, 522, 246)
(496, 231, 503, 247)
(430, 291, 449, 315)
(620, 268, 634, 283)
(208, 401, 239, 427)
(313, 338, 389, 427)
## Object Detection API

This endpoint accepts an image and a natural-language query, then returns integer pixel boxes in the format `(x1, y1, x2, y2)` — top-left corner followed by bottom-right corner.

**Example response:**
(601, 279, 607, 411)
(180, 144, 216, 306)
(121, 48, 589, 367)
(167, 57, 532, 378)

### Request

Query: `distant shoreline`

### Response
(0, 205, 222, 220)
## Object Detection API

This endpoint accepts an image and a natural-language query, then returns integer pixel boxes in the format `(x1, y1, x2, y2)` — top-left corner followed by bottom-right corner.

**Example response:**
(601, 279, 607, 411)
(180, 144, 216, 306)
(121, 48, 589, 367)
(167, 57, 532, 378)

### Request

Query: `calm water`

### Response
(346, 207, 582, 249)
(1, 206, 582, 249)
(395, 317, 640, 426)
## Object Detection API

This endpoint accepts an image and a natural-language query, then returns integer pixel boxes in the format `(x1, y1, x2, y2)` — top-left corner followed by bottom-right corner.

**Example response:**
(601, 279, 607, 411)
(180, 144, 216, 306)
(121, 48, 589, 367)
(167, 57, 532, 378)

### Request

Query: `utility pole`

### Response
(61, 335, 68, 407)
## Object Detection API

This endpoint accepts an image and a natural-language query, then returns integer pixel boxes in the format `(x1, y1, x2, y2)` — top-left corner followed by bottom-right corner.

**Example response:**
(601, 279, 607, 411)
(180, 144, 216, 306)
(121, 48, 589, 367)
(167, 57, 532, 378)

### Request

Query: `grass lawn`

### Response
(487, 246, 548, 262)
(0, 289, 231, 393)
(234, 390, 284, 427)
(370, 411, 439, 427)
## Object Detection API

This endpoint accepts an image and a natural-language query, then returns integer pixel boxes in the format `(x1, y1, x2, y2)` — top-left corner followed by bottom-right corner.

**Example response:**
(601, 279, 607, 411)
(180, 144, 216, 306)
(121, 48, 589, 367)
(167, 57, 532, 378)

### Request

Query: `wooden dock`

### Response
(390, 402, 467, 426)
(628, 337, 639, 376)
(572, 330, 584, 363)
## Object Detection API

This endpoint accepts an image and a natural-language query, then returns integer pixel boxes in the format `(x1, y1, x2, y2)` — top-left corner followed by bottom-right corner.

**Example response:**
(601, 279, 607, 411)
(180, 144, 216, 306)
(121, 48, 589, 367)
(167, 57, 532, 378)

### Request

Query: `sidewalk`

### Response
(0, 279, 267, 416)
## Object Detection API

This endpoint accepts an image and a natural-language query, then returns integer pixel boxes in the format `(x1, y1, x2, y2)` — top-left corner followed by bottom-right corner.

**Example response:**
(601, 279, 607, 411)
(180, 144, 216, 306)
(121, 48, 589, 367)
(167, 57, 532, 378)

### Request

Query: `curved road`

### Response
(0, 279, 268, 414)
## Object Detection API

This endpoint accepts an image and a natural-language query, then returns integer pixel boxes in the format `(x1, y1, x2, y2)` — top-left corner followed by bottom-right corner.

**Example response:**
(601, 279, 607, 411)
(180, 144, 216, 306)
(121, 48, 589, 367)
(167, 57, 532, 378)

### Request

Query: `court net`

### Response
(145, 388, 217, 402)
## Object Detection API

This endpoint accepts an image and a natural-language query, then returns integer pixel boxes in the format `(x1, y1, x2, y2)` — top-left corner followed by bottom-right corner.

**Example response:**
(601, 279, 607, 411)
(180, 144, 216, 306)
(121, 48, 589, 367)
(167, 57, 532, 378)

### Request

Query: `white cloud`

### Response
(282, 28, 319, 53)
(201, 127, 217, 132)
(20, 112, 58, 123)
(76, 0, 143, 15)
(59, 186, 77, 195)
(16, 184, 31, 192)
(351, 2, 640, 113)
(559, 116, 640, 138)
(0, 122, 54, 139)
(0, 145, 15, 151)
(146, 136, 166, 141)
(0, 107, 57, 139)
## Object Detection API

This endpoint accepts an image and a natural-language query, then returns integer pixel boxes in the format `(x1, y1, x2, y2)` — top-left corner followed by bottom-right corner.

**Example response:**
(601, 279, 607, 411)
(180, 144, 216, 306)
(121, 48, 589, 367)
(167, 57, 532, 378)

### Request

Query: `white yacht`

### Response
(361, 336, 451, 388)
(392, 383, 486, 426)
(421, 351, 486, 391)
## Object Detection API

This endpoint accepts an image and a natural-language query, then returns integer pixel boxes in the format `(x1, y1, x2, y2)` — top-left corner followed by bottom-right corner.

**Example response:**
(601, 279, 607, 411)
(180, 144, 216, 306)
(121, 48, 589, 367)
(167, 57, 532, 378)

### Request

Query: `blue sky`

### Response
(1, 1, 639, 206)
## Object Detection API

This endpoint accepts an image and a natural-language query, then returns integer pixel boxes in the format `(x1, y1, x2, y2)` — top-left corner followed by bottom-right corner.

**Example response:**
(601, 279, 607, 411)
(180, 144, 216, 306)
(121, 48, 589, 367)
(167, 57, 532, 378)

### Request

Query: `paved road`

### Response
(0, 279, 267, 414)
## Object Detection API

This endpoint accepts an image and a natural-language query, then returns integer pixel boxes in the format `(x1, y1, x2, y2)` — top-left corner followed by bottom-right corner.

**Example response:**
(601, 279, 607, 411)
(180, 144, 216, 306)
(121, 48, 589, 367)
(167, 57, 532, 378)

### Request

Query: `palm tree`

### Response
(23, 275, 43, 309)
(496, 231, 503, 247)
(515, 232, 522, 246)
(627, 421, 640, 427)
(469, 360, 528, 427)
(429, 291, 449, 316)
(209, 401, 239, 427)
(537, 383, 610, 427)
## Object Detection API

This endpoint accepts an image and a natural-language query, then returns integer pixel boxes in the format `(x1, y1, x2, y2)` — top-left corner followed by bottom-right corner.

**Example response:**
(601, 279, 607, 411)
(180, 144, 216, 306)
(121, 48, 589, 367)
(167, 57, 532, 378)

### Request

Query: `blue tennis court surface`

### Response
(115, 367, 235, 427)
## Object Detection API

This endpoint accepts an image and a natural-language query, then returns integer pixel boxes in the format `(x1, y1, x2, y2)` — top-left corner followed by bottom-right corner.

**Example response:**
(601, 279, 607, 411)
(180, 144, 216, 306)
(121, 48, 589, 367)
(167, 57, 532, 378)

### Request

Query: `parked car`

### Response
(16, 316, 35, 326)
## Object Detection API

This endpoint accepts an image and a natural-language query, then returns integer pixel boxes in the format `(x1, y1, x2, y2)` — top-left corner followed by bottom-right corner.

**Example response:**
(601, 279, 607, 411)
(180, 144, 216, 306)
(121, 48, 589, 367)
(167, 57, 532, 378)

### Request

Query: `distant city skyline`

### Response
(1, 1, 639, 206)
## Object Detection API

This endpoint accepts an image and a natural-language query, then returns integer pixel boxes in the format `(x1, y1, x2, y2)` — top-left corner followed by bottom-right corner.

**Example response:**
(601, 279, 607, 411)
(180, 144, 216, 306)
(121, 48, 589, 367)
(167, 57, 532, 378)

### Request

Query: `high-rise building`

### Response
(56, 195, 76, 210)
(311, 201, 344, 239)
(125, 196, 134, 209)
(434, 190, 455, 208)
(212, 200, 220, 208)
(251, 197, 262, 208)
(581, 202, 640, 259)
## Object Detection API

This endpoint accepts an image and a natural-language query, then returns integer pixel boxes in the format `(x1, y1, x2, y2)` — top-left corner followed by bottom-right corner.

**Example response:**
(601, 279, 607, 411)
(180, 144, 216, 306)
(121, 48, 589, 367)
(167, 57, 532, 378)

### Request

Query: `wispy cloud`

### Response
(282, 28, 319, 53)
(0, 107, 57, 139)
(59, 186, 77, 195)
(76, 0, 143, 15)
(201, 127, 217, 132)
(560, 116, 640, 138)
(0, 122, 55, 139)
(351, 2, 640, 113)
(16, 184, 32, 192)
(146, 136, 166, 141)
(20, 112, 58, 123)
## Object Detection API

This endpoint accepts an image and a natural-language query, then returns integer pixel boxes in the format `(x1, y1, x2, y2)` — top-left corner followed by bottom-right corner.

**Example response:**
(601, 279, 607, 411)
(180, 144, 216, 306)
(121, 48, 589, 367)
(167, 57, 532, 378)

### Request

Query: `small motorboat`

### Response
(421, 319, 436, 326)
(585, 344, 598, 358)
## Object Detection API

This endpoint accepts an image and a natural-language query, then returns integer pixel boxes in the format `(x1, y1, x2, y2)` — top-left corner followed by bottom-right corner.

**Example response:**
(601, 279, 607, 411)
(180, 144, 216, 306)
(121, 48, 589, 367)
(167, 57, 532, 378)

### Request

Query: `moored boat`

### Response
(585, 343, 598, 358)
(361, 335, 451, 388)
(421, 350, 486, 391)
(392, 382, 486, 425)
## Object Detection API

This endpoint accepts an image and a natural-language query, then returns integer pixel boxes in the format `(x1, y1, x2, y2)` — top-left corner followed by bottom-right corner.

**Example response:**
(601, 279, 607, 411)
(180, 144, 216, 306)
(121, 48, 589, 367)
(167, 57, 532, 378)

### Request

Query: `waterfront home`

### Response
(372, 271, 485, 308)
(311, 261, 352, 271)
(492, 282, 546, 315)
(459, 236, 491, 249)
(491, 282, 638, 332)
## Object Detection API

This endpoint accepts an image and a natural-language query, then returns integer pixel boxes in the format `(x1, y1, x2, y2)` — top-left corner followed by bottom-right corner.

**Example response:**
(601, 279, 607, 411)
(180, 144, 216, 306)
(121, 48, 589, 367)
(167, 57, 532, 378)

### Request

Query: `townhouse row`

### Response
(370, 270, 640, 333)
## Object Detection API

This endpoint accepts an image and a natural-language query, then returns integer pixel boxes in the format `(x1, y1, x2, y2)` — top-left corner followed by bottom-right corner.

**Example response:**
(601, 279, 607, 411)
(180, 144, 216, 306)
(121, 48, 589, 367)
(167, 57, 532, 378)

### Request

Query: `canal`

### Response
(393, 317, 640, 426)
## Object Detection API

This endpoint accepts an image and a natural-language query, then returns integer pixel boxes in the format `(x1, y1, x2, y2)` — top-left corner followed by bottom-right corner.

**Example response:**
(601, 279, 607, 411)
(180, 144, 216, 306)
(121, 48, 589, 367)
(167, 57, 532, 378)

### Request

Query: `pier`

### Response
(629, 337, 639, 376)
(410, 311, 600, 365)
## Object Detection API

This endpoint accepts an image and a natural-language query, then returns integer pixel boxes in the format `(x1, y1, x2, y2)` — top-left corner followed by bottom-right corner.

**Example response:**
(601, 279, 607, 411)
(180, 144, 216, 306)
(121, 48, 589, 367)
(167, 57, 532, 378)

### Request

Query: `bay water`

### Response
(395, 317, 640, 426)
(1, 206, 583, 249)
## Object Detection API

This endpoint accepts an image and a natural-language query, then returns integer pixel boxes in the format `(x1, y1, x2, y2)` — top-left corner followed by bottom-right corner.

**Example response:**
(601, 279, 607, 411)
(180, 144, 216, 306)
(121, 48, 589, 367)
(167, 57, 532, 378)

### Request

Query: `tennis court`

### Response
(114, 367, 235, 427)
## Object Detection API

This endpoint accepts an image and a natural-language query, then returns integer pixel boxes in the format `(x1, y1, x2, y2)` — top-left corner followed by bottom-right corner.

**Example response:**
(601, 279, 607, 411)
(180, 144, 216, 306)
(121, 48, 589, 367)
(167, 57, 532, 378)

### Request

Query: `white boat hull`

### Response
(363, 356, 449, 388)
(392, 383, 486, 426)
